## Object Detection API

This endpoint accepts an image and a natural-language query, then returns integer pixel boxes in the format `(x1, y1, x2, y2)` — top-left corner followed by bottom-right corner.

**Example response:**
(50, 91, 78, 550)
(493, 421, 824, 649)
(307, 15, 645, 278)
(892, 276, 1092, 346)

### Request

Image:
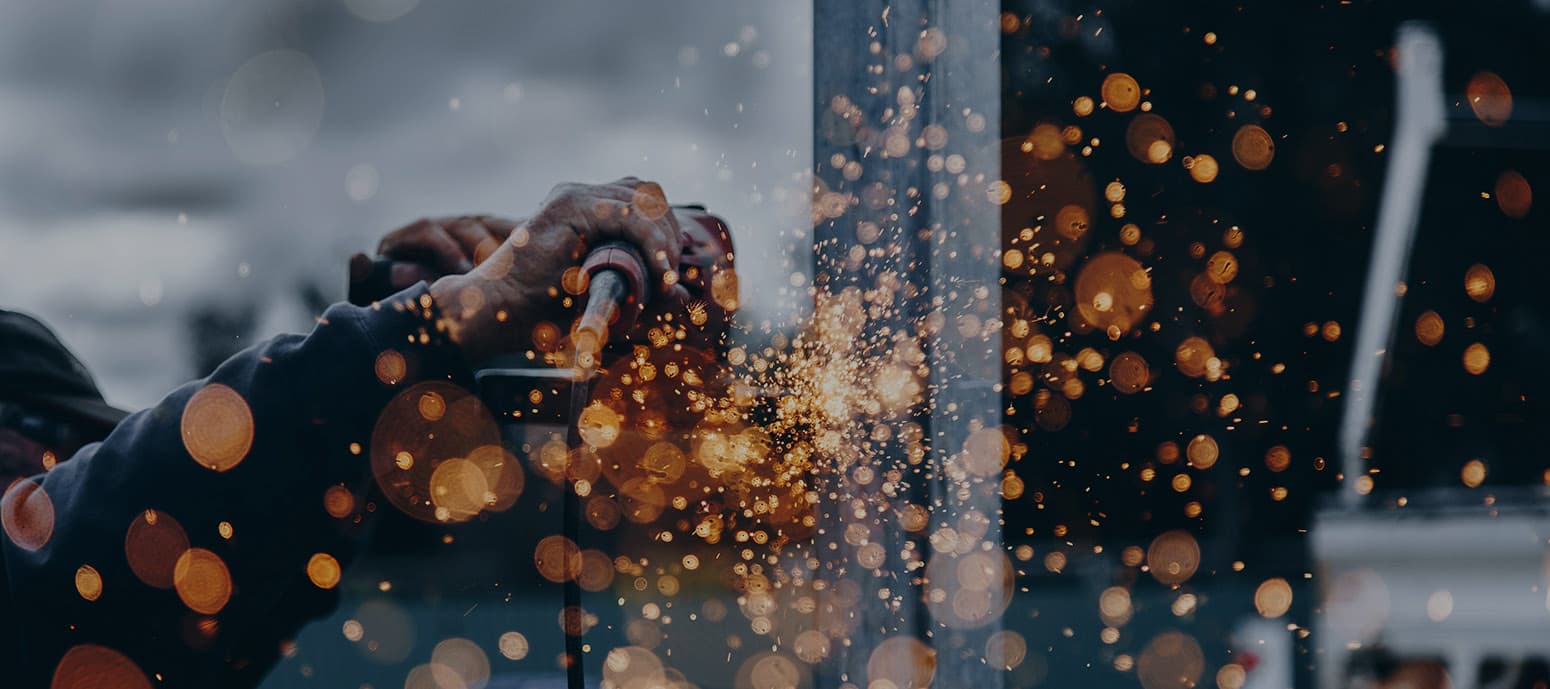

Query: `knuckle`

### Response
(531, 204, 561, 226)
(533, 201, 578, 232)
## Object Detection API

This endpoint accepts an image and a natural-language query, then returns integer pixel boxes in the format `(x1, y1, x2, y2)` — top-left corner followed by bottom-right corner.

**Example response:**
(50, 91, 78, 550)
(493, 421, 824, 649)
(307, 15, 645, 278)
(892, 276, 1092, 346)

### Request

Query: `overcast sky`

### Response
(0, 0, 812, 409)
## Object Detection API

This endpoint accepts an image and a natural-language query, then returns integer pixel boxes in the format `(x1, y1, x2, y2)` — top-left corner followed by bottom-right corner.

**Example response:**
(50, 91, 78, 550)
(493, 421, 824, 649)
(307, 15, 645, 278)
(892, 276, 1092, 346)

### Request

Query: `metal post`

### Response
(813, 1, 1003, 686)
(1337, 24, 1444, 508)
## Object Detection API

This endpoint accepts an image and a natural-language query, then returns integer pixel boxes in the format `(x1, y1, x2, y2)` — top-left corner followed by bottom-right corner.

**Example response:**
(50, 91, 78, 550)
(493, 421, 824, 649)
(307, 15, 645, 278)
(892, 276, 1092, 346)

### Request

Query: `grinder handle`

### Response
(349, 248, 648, 310)
(573, 241, 650, 370)
(348, 241, 652, 362)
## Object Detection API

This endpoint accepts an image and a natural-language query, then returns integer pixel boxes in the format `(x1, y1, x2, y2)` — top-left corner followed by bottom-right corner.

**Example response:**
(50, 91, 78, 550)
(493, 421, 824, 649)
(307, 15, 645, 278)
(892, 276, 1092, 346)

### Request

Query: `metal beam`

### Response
(813, 1, 1004, 686)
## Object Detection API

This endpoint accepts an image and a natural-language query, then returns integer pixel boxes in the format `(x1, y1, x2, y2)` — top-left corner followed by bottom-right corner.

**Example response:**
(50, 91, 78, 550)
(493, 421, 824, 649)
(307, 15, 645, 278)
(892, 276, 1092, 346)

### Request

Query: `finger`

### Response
(381, 218, 473, 274)
(539, 182, 680, 281)
(579, 199, 680, 281)
(572, 181, 636, 204)
(633, 183, 683, 290)
(658, 201, 684, 264)
(601, 179, 683, 283)
(606, 178, 668, 222)
(390, 262, 440, 289)
(444, 217, 502, 266)
(474, 215, 522, 239)
(376, 218, 422, 253)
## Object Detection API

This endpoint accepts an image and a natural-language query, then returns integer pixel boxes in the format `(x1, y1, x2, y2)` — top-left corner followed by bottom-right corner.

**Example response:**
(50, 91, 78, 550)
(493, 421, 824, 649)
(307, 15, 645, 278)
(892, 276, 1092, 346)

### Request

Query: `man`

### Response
(0, 178, 685, 688)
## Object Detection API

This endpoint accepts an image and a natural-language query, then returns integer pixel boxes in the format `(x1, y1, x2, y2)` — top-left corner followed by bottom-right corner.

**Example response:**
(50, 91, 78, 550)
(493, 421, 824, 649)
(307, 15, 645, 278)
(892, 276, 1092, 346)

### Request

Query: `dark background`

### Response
(998, 1, 1548, 688)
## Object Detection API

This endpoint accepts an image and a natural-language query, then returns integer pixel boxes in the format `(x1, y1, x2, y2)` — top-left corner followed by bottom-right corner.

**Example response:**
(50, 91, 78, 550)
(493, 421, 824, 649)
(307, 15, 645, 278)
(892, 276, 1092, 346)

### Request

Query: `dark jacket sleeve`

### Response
(0, 285, 471, 687)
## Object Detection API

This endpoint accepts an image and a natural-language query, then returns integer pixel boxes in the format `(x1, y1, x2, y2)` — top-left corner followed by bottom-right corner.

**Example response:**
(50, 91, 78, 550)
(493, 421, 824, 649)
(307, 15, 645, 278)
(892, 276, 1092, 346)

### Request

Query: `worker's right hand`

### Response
(427, 178, 686, 364)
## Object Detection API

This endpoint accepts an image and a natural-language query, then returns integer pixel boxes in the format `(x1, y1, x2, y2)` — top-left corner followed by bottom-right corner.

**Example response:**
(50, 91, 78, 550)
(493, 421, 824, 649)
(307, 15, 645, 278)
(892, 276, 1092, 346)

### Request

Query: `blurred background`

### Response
(0, 0, 812, 410)
(992, 5, 1550, 689)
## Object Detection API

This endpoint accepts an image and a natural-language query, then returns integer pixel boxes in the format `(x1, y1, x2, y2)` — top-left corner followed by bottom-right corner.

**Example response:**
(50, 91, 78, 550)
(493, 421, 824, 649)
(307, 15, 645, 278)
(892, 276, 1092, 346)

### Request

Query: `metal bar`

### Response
(919, 1, 1004, 686)
(813, 1, 1003, 686)
(565, 373, 589, 689)
(1337, 23, 1445, 509)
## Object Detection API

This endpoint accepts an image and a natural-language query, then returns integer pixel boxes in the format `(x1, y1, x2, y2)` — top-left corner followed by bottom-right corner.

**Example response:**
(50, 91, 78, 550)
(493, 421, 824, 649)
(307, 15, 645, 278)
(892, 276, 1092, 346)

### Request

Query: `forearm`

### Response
(0, 285, 470, 686)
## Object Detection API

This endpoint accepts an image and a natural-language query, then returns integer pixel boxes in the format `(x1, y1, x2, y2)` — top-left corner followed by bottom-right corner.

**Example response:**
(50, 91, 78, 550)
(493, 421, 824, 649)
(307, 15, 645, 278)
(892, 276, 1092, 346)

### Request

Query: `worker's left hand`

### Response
(364, 215, 523, 291)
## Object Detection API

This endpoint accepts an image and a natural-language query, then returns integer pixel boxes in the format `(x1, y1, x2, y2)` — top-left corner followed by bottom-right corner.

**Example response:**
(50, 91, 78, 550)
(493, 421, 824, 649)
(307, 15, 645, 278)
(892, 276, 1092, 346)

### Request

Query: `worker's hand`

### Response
(428, 178, 686, 363)
(365, 215, 521, 291)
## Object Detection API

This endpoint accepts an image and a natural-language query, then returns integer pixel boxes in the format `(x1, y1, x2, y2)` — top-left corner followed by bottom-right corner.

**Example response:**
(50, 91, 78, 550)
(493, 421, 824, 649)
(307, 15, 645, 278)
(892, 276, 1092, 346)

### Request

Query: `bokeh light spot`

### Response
(1496, 170, 1533, 218)
(1466, 71, 1512, 127)
(173, 548, 232, 615)
(324, 485, 356, 518)
(1101, 73, 1142, 112)
(1186, 435, 1219, 469)
(1147, 530, 1200, 585)
(1230, 124, 1275, 170)
(51, 644, 151, 689)
(1075, 252, 1153, 335)
(375, 350, 407, 385)
(535, 535, 583, 583)
(867, 636, 936, 689)
(1463, 342, 1491, 375)
(75, 565, 103, 602)
(307, 552, 342, 590)
(1464, 264, 1495, 302)
(432, 637, 490, 689)
(1461, 459, 1487, 488)
(1, 479, 54, 552)
(1127, 114, 1175, 164)
(1186, 154, 1220, 183)
(220, 51, 325, 165)
(1137, 631, 1204, 689)
(1254, 577, 1293, 618)
(181, 383, 254, 472)
(498, 631, 530, 661)
(125, 509, 190, 589)
(1415, 310, 1445, 346)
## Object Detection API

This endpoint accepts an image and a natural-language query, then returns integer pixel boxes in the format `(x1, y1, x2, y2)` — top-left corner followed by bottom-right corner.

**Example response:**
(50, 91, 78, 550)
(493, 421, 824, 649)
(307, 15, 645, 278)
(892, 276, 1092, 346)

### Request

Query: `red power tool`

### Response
(348, 204, 737, 365)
